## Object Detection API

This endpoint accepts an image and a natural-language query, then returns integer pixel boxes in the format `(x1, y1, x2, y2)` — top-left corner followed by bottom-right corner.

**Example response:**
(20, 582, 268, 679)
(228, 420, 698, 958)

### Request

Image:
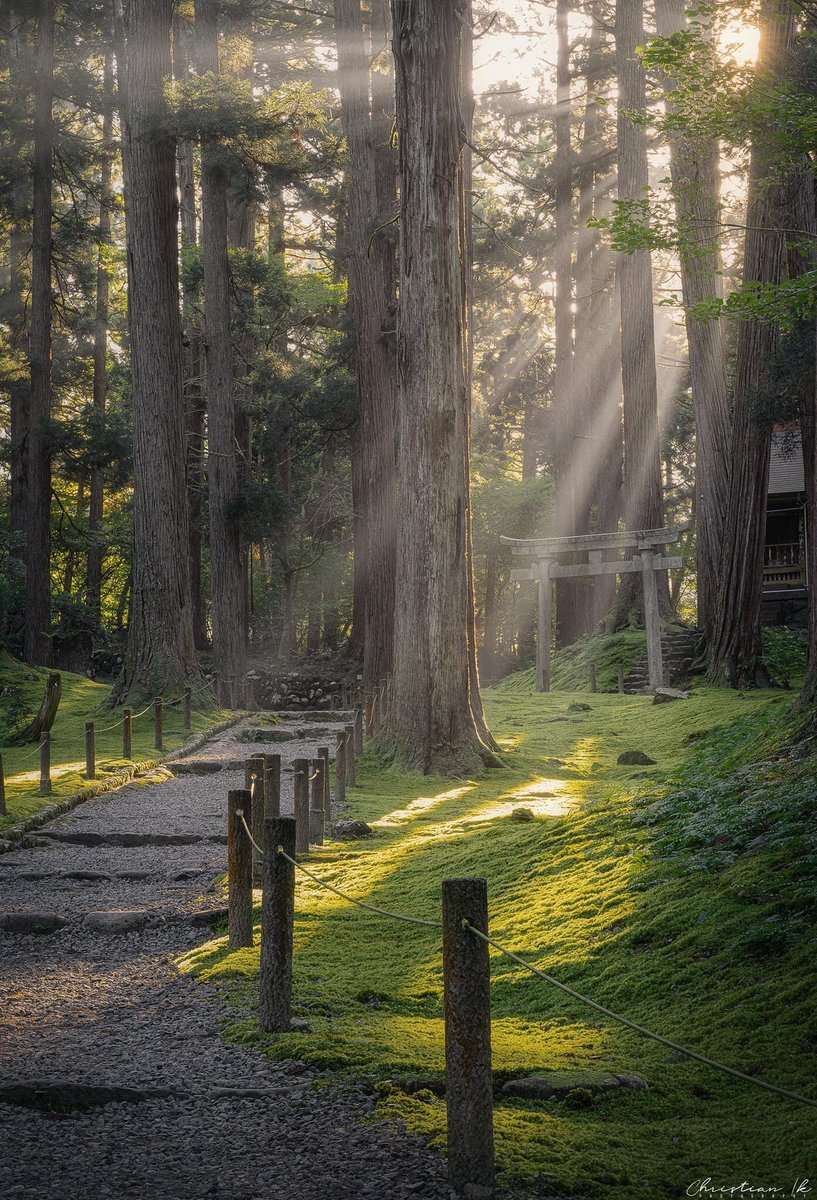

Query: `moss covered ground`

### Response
(184, 679, 817, 1198)
(0, 655, 227, 829)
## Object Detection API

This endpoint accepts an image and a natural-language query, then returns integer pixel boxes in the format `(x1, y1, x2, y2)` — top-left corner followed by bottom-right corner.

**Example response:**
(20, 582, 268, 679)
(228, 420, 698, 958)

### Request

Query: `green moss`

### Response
(184, 683, 817, 1195)
(0, 655, 228, 828)
(497, 630, 649, 694)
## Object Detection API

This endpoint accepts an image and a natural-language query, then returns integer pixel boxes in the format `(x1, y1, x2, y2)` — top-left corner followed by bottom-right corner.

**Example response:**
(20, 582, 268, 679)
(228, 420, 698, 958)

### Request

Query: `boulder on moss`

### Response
(653, 687, 689, 704)
(510, 807, 535, 822)
(567, 702, 592, 713)
(617, 749, 656, 766)
(502, 1069, 648, 1101)
(332, 820, 373, 840)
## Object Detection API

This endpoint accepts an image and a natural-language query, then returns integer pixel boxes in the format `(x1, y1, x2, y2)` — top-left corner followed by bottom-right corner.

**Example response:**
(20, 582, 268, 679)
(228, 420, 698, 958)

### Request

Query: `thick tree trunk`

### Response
(574, 13, 621, 628)
(225, 17, 256, 652)
(7, 5, 28, 554)
(114, 0, 199, 699)
(654, 0, 730, 637)
(195, 0, 246, 703)
(788, 173, 817, 710)
(459, 2, 500, 751)
(335, 0, 397, 689)
(174, 13, 208, 651)
(708, 1, 797, 686)
(87, 51, 114, 627)
(387, 0, 494, 774)
(24, 0, 55, 667)
(614, 0, 670, 621)
(552, 0, 587, 647)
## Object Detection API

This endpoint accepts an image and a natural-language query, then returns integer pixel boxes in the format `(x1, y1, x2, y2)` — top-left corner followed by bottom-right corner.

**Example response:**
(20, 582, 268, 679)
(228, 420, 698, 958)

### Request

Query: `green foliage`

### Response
(167, 76, 326, 168)
(762, 627, 808, 688)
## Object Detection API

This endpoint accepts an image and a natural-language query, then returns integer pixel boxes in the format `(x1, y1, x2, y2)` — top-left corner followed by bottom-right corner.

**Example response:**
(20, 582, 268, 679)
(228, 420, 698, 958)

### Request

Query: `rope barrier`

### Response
(237, 815, 439, 928)
(7, 737, 49, 769)
(238, 812, 263, 855)
(234, 816, 817, 1109)
(278, 848, 441, 928)
(463, 923, 817, 1111)
(4, 675, 216, 787)
(95, 714, 126, 734)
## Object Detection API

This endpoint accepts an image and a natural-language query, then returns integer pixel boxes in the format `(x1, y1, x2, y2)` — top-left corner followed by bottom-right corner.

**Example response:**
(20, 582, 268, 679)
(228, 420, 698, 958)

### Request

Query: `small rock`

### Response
(290, 1017, 312, 1032)
(332, 820, 373, 840)
(510, 807, 535, 822)
(616, 749, 657, 766)
(652, 687, 689, 704)
(189, 907, 228, 927)
(567, 702, 592, 713)
(83, 910, 150, 933)
(0, 911, 68, 934)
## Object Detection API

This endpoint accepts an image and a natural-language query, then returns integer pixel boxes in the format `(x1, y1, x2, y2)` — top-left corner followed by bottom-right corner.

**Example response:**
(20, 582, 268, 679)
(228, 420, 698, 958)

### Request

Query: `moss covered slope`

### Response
(184, 684, 817, 1197)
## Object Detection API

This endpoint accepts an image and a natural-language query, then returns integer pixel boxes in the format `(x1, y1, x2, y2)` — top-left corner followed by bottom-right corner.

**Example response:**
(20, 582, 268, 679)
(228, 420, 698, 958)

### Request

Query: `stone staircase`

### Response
(622, 628, 705, 694)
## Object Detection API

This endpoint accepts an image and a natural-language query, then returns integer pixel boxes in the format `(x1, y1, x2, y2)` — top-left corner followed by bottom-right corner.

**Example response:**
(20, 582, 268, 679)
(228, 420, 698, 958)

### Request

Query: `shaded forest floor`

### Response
(186, 681, 817, 1198)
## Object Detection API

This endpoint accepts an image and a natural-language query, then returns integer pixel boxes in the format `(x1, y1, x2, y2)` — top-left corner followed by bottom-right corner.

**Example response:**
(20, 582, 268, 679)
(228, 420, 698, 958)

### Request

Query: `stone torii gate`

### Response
(500, 527, 682, 693)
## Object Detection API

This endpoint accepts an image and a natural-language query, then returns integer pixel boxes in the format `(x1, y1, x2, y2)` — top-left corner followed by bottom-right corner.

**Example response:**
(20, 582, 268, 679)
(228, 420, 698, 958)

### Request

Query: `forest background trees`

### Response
(1, 0, 817, 737)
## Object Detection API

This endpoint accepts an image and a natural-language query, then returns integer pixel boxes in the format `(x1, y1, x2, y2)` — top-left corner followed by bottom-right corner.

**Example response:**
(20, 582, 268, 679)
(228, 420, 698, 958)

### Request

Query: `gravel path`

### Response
(0, 714, 507, 1200)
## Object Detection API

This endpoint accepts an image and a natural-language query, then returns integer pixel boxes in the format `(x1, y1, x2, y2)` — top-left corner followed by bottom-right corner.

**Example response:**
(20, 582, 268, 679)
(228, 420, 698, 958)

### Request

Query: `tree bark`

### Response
(387, 0, 494, 774)
(552, 0, 587, 647)
(195, 0, 246, 701)
(708, 0, 797, 686)
(174, 12, 208, 651)
(87, 50, 114, 627)
(614, 0, 670, 620)
(787, 169, 817, 710)
(7, 4, 28, 553)
(334, 0, 397, 689)
(654, 0, 730, 637)
(24, 0, 55, 667)
(114, 0, 199, 699)
(459, 0, 500, 751)
(574, 11, 621, 628)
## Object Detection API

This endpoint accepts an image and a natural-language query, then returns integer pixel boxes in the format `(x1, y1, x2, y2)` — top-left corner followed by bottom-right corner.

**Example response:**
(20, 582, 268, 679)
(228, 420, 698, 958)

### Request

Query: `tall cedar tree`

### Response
(785, 160, 817, 710)
(614, 0, 671, 619)
(86, 49, 114, 626)
(334, 0, 397, 689)
(8, 4, 29, 560)
(654, 0, 730, 638)
(174, 12, 208, 651)
(707, 0, 797, 685)
(114, 0, 199, 699)
(25, 0, 55, 666)
(552, 0, 584, 647)
(388, 0, 495, 773)
(195, 0, 246, 705)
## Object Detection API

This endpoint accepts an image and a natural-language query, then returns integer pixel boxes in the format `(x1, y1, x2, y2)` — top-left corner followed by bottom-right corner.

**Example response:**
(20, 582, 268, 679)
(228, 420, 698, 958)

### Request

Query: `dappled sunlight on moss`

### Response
(185, 683, 814, 1193)
(373, 784, 476, 828)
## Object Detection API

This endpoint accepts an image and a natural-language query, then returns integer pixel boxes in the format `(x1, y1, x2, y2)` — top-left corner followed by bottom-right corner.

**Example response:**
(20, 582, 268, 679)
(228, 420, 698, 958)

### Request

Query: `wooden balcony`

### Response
(763, 542, 806, 588)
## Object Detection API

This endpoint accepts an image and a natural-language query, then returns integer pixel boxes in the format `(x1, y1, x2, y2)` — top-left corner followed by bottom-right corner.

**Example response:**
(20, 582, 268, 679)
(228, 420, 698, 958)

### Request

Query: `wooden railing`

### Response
(763, 542, 806, 586)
